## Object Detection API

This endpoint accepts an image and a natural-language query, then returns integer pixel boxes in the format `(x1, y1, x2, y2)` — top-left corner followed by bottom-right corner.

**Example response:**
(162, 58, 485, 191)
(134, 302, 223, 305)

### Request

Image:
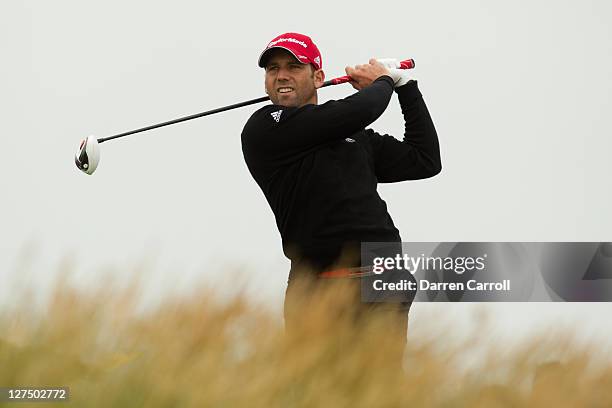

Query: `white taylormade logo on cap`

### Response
(271, 110, 283, 122)
(314, 56, 320, 66)
(268, 37, 308, 48)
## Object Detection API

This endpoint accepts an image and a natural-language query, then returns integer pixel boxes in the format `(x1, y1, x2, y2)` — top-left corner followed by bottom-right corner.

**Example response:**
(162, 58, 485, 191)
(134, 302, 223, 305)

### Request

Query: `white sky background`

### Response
(1, 1, 611, 348)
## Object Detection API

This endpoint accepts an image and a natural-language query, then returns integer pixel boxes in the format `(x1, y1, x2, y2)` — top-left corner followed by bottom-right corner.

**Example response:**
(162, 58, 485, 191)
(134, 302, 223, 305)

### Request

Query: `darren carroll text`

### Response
(373, 279, 511, 291)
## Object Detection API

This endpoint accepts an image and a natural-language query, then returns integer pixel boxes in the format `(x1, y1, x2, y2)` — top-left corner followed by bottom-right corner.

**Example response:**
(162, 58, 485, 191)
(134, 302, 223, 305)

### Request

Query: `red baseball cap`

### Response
(258, 32, 322, 70)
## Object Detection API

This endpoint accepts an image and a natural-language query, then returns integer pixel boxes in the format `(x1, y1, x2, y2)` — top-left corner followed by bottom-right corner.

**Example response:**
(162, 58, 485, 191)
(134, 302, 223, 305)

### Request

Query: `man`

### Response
(241, 33, 441, 342)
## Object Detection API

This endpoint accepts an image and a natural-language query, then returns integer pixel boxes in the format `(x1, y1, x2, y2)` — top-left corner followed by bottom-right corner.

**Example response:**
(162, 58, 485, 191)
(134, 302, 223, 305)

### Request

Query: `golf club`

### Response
(75, 58, 415, 175)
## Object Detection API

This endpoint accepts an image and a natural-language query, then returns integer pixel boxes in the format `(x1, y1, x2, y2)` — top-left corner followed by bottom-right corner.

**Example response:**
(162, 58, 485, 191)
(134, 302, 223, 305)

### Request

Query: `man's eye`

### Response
(267, 66, 278, 72)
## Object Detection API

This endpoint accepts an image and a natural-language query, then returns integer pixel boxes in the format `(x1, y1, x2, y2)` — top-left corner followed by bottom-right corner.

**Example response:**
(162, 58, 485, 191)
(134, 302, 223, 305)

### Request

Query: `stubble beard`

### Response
(269, 71, 317, 107)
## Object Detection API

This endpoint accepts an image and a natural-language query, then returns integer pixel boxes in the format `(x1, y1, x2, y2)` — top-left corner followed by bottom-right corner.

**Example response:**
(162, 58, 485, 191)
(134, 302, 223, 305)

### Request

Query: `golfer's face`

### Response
(264, 49, 317, 108)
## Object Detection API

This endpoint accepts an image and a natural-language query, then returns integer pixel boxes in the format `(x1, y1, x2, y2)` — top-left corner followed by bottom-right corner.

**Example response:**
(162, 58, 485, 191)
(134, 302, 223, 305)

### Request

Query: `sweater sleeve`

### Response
(366, 80, 442, 182)
(242, 76, 395, 164)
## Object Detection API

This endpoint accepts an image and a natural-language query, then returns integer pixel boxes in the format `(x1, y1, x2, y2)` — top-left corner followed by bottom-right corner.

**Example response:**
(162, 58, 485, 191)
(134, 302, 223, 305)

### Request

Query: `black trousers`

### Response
(283, 243, 415, 349)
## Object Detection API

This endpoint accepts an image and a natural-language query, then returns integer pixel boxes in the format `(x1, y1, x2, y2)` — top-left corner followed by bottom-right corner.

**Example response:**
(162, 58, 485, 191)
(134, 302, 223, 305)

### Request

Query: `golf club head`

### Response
(75, 135, 100, 175)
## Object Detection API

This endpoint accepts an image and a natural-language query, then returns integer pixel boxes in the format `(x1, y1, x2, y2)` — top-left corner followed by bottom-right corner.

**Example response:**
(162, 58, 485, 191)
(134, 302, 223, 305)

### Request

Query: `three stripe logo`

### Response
(271, 110, 283, 123)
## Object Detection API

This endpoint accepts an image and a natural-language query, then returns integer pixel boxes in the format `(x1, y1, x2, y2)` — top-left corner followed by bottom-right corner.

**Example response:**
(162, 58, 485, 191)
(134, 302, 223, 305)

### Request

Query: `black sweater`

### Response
(241, 76, 441, 268)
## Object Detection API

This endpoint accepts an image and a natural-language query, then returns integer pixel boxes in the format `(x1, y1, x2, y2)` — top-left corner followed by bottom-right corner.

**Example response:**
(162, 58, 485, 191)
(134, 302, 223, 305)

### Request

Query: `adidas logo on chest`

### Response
(270, 110, 283, 122)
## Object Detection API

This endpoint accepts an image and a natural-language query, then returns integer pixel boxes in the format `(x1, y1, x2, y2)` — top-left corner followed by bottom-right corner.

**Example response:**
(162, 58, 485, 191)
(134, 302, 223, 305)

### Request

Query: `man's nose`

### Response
(277, 66, 291, 81)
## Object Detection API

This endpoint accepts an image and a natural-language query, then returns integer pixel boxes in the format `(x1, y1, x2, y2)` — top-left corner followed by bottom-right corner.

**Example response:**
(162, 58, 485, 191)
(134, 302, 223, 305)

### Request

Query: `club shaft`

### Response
(97, 58, 415, 144)
(98, 96, 270, 143)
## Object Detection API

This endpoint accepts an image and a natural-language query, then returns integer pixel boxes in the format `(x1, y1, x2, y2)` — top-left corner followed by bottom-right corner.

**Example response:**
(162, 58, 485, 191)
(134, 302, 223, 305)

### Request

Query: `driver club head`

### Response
(75, 135, 100, 175)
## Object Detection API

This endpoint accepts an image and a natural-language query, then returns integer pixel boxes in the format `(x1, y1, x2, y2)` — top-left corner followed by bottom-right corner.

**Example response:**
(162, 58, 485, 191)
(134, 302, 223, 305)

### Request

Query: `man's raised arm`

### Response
(367, 80, 441, 182)
(242, 61, 397, 163)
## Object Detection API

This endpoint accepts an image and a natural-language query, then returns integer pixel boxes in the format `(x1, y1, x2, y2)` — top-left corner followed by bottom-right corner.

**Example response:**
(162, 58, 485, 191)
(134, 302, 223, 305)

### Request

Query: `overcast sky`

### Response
(2, 0, 611, 347)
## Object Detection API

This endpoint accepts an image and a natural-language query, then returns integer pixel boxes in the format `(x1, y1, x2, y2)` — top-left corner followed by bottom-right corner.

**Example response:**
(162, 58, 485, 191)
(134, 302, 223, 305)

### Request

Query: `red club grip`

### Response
(325, 58, 415, 86)
(399, 58, 415, 69)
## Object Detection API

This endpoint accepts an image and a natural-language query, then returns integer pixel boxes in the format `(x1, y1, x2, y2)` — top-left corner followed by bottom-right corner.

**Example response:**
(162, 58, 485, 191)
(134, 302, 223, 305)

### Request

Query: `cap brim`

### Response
(257, 46, 308, 68)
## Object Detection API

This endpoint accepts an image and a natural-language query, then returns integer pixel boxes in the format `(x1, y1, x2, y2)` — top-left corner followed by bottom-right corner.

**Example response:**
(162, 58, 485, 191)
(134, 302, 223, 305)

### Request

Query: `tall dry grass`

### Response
(1, 273, 612, 408)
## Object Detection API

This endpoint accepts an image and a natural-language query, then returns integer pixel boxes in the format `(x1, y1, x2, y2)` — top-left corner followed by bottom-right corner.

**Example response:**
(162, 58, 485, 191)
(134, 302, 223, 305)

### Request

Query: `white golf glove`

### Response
(376, 58, 411, 88)
(376, 58, 401, 69)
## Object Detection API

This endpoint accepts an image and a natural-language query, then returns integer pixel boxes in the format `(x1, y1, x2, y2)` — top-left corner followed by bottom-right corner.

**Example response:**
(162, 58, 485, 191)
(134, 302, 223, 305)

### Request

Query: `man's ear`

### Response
(314, 69, 325, 89)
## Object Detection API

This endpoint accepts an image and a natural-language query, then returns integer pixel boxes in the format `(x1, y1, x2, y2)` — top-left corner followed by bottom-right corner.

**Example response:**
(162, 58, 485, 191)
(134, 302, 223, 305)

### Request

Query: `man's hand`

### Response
(377, 58, 412, 88)
(345, 58, 390, 91)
